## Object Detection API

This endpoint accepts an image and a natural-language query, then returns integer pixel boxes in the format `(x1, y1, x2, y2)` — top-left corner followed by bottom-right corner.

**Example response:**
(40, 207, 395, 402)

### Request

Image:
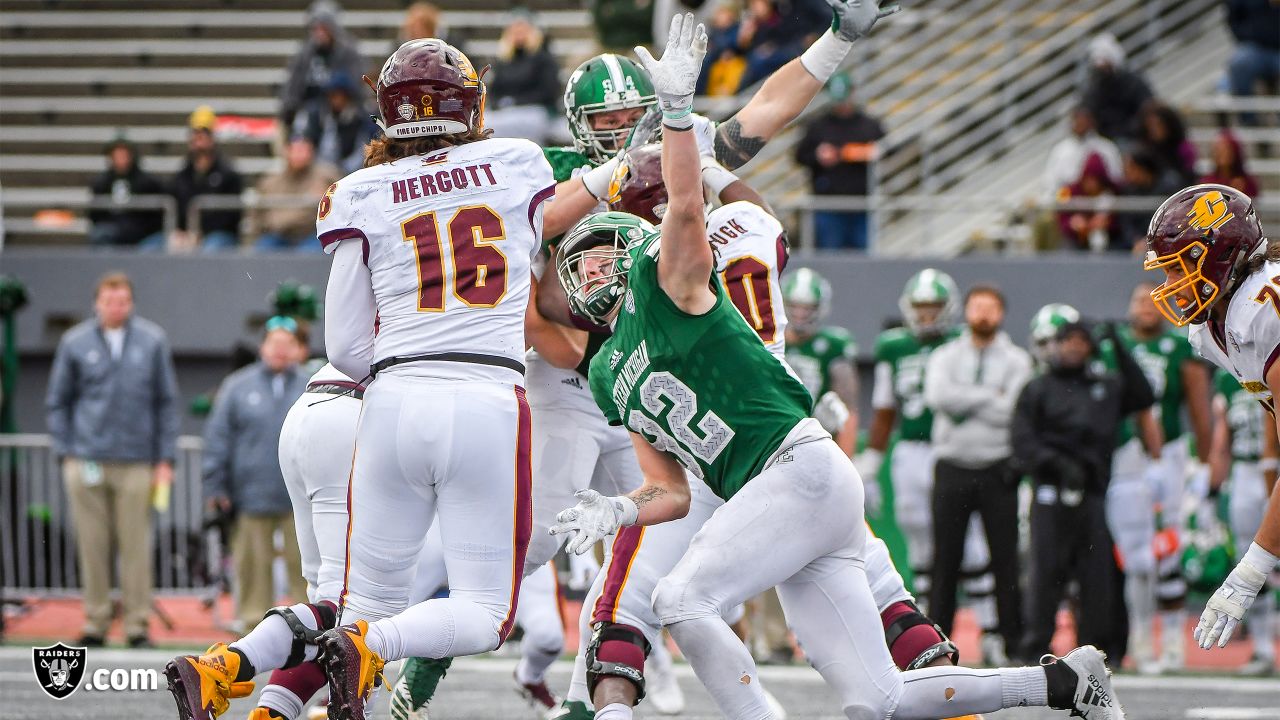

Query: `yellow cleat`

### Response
(164, 643, 255, 720)
(317, 620, 387, 720)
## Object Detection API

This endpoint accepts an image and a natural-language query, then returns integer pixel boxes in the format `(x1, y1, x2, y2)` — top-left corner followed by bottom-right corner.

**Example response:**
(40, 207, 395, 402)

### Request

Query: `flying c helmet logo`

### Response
(1188, 190, 1234, 232)
(32, 643, 86, 699)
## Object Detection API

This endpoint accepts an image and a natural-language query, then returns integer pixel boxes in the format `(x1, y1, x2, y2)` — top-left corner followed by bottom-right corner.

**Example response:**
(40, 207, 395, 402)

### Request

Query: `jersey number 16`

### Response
(401, 205, 508, 311)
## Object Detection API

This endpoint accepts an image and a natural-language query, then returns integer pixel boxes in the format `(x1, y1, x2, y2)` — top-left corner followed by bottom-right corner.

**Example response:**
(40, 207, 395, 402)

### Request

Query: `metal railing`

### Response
(0, 434, 214, 596)
(776, 193, 1280, 254)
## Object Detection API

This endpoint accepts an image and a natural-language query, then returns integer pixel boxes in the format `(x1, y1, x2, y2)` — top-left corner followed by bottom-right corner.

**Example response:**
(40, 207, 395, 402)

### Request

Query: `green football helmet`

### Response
(557, 211, 658, 325)
(898, 268, 958, 337)
(564, 54, 657, 163)
(782, 268, 832, 335)
(1029, 303, 1080, 364)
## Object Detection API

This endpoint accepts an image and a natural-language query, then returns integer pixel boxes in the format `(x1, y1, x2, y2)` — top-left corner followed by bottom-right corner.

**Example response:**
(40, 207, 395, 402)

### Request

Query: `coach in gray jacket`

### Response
(46, 272, 179, 647)
(922, 283, 1032, 659)
(202, 316, 308, 629)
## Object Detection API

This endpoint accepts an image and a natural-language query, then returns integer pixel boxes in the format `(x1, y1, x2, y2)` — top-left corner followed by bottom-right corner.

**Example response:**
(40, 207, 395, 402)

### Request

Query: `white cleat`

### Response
(645, 661, 685, 714)
(763, 687, 787, 720)
(1042, 645, 1125, 720)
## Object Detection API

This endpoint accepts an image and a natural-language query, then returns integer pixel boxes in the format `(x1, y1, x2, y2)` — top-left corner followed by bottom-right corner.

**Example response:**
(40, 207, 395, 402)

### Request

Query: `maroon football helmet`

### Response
(365, 39, 487, 139)
(1144, 183, 1266, 326)
(606, 142, 668, 224)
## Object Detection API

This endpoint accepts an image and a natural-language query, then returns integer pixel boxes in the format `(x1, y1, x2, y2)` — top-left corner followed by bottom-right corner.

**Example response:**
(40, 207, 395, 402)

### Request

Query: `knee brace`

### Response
(264, 601, 338, 669)
(881, 600, 959, 671)
(585, 622, 651, 704)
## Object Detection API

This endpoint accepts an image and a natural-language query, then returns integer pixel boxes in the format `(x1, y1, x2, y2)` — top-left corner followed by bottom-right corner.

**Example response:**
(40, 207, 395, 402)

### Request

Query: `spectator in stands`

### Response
(1134, 101, 1197, 190)
(738, 0, 808, 89)
(590, 0, 654, 54)
(793, 75, 884, 251)
(1201, 129, 1261, 198)
(169, 109, 244, 252)
(293, 73, 376, 175)
(1224, 0, 1280, 115)
(698, 1, 747, 96)
(88, 138, 166, 247)
(483, 12, 563, 144)
(401, 1, 441, 42)
(1057, 152, 1118, 252)
(279, 0, 366, 130)
(1081, 33, 1152, 143)
(249, 137, 339, 252)
(202, 316, 309, 631)
(1114, 150, 1167, 252)
(46, 272, 179, 648)
(1043, 105, 1124, 202)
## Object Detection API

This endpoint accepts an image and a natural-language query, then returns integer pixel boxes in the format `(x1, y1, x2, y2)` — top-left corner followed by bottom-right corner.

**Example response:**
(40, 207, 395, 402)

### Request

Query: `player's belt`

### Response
(371, 352, 526, 378)
(306, 380, 366, 399)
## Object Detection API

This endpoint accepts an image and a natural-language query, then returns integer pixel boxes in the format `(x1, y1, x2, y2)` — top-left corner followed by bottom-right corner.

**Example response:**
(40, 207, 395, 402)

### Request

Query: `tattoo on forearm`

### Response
(631, 486, 667, 509)
(715, 117, 767, 171)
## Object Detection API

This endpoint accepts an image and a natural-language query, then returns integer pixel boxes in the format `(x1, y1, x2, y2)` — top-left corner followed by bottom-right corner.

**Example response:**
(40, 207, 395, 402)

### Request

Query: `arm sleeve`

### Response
(201, 382, 233, 500)
(152, 335, 180, 463)
(324, 240, 378, 382)
(871, 360, 895, 410)
(44, 339, 76, 457)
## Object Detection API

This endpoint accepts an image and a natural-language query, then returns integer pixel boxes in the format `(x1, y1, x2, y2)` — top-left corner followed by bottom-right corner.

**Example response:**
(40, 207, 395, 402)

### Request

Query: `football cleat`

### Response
(1041, 645, 1126, 720)
(317, 621, 386, 720)
(514, 670, 559, 712)
(545, 700, 594, 720)
(164, 643, 255, 720)
(389, 657, 451, 720)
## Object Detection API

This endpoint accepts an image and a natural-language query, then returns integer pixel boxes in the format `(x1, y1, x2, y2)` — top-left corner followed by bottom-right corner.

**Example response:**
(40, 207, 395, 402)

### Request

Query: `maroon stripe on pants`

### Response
(592, 525, 646, 626)
(498, 386, 534, 644)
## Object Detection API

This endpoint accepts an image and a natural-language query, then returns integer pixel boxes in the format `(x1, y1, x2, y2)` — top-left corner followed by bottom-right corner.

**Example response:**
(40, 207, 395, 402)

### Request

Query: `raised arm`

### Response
(635, 14, 716, 314)
(714, 0, 900, 170)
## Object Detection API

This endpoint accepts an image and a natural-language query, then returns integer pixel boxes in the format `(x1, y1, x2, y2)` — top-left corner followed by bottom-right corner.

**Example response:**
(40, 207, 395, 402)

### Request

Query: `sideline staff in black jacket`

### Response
(1012, 320, 1154, 662)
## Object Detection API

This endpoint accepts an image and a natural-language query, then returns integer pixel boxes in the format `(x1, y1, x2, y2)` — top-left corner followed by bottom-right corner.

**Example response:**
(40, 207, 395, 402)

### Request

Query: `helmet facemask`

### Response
(1144, 240, 1222, 327)
(573, 104, 653, 162)
(557, 217, 649, 325)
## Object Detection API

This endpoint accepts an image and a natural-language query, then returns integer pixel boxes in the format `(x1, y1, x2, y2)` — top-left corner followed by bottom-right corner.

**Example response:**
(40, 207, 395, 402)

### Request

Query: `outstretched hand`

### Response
(634, 13, 708, 128)
(826, 0, 901, 42)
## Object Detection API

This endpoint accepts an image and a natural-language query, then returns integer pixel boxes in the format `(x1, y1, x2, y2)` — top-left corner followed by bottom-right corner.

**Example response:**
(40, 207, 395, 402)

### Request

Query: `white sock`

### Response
(971, 592, 998, 633)
(594, 702, 633, 720)
(364, 598, 500, 662)
(650, 638, 674, 675)
(1160, 609, 1186, 656)
(258, 684, 305, 720)
(896, 665, 1046, 718)
(231, 603, 321, 673)
(565, 650, 593, 705)
(515, 643, 560, 686)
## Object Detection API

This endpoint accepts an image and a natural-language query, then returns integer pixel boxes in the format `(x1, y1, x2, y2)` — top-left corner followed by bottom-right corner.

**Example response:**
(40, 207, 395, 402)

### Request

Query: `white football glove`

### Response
(1195, 542, 1277, 648)
(826, 0, 902, 42)
(549, 489, 639, 555)
(813, 391, 851, 435)
(634, 13, 707, 129)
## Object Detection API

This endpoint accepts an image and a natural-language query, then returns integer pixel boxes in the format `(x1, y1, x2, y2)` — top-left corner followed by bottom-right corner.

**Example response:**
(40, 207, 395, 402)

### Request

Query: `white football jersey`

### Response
(710, 201, 788, 357)
(320, 138, 554, 369)
(1190, 260, 1280, 411)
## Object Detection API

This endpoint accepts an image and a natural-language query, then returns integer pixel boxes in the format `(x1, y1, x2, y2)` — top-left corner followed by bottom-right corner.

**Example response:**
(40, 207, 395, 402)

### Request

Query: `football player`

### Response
(855, 269, 1004, 661)
(165, 363, 362, 720)
(550, 15, 1124, 719)
(1100, 283, 1212, 672)
(1142, 183, 1280, 652)
(312, 38, 553, 720)
(1208, 367, 1279, 674)
(781, 268, 860, 456)
(1029, 304, 1081, 367)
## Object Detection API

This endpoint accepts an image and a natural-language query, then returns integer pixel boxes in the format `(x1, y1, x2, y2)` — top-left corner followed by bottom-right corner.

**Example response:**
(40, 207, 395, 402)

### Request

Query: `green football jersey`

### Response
(541, 146, 598, 254)
(588, 234, 813, 501)
(873, 327, 955, 441)
(785, 328, 855, 401)
(1216, 369, 1265, 461)
(1101, 327, 1194, 445)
